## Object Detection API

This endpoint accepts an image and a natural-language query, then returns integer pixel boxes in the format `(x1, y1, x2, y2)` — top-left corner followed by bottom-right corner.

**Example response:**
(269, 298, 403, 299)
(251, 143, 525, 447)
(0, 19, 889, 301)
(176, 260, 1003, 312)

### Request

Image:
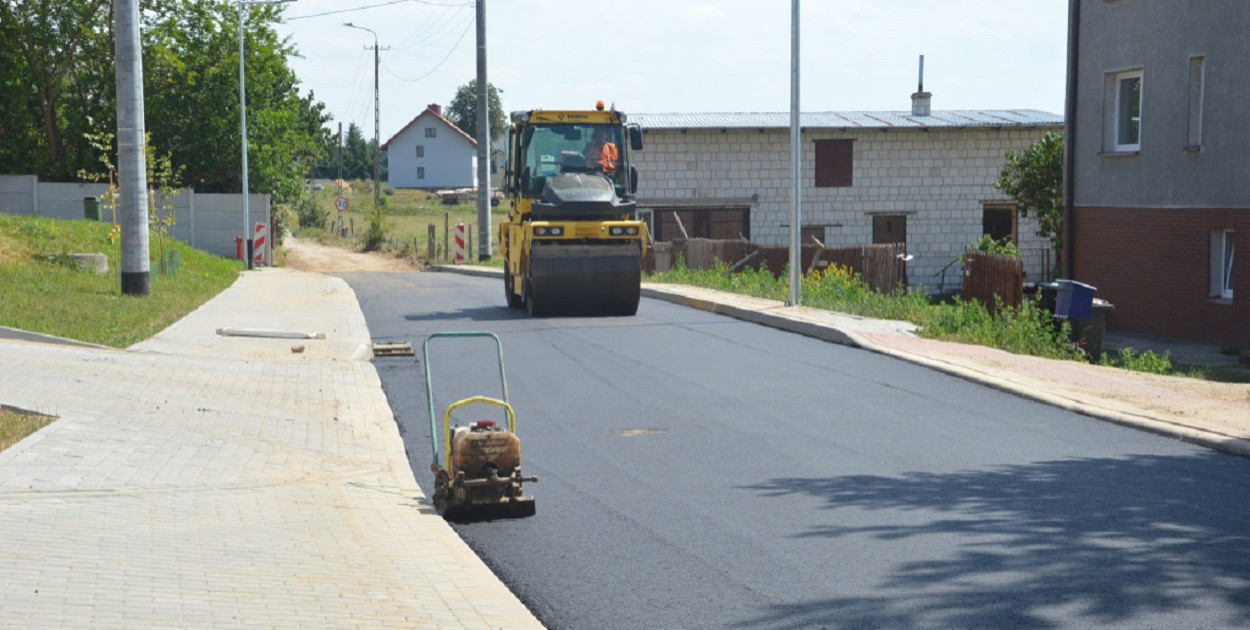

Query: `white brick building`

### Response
(630, 108, 1063, 291)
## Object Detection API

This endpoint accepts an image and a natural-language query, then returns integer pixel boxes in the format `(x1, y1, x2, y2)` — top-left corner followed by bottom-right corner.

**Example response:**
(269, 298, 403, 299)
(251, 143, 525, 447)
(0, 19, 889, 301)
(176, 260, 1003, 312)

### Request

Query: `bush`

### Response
(648, 258, 1081, 362)
(360, 200, 388, 252)
(295, 193, 326, 229)
(920, 295, 1080, 360)
(966, 234, 1020, 258)
(1099, 347, 1173, 374)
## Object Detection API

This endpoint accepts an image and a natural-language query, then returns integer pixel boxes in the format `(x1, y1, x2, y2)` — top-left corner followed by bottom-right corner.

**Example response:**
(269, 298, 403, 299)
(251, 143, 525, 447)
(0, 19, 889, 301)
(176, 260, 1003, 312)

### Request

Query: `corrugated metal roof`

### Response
(630, 109, 1062, 130)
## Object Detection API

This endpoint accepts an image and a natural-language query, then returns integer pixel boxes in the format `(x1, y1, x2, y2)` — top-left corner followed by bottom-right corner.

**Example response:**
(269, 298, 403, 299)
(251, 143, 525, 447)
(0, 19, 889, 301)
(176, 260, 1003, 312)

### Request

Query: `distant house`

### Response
(1066, 1, 1247, 347)
(382, 103, 477, 189)
(631, 91, 1063, 289)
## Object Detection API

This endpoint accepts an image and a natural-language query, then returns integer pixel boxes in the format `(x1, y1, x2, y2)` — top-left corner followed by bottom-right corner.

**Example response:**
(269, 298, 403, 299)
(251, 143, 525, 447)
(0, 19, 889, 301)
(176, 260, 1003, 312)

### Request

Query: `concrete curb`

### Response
(433, 264, 1250, 460)
(0, 326, 113, 350)
(639, 286, 1250, 461)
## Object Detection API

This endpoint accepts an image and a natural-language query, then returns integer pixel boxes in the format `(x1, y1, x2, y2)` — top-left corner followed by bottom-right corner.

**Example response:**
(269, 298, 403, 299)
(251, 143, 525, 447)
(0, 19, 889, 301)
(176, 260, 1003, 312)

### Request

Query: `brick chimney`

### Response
(428, 103, 442, 116)
(910, 55, 931, 117)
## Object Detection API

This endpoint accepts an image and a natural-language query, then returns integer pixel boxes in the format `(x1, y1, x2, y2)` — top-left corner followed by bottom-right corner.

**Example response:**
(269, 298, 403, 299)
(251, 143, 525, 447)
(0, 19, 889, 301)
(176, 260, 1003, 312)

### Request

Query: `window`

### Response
(1114, 71, 1142, 151)
(982, 205, 1017, 243)
(815, 139, 853, 187)
(415, 144, 425, 158)
(801, 226, 825, 246)
(872, 215, 906, 244)
(1211, 230, 1234, 300)
(417, 166, 425, 180)
(1186, 56, 1205, 151)
(425, 127, 437, 138)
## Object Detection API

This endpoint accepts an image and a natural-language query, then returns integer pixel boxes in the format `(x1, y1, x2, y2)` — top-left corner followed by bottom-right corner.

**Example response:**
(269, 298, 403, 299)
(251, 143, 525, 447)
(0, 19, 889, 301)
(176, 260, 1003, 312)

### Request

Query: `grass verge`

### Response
(0, 214, 242, 348)
(0, 407, 56, 452)
(648, 257, 1250, 380)
(292, 182, 509, 265)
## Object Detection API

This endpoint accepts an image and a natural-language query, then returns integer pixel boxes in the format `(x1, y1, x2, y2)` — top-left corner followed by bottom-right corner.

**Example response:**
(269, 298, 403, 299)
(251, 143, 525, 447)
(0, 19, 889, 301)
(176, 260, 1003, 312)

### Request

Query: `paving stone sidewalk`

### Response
(0, 268, 543, 629)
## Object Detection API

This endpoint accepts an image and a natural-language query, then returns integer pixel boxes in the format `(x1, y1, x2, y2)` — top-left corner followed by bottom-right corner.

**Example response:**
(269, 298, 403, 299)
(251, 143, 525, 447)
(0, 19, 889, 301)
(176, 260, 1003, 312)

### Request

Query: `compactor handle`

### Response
(423, 331, 510, 466)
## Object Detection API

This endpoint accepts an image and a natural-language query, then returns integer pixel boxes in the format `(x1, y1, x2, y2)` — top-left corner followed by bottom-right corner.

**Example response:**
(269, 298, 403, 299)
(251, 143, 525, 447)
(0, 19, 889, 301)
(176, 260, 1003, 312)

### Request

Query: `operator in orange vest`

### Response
(585, 128, 619, 174)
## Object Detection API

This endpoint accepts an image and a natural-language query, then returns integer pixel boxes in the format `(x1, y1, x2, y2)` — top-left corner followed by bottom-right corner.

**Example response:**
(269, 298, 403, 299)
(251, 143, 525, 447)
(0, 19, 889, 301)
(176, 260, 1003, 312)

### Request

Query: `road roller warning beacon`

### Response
(424, 332, 536, 521)
(500, 101, 647, 316)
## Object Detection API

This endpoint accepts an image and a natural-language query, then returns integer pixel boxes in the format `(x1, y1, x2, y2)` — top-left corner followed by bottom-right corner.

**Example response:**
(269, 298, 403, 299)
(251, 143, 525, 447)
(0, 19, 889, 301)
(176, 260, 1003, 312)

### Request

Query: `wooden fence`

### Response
(962, 250, 1023, 313)
(645, 239, 907, 293)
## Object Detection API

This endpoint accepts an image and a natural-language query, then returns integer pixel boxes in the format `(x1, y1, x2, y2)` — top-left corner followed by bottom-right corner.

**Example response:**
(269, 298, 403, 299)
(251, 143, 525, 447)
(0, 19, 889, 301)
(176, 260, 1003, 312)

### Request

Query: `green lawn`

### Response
(0, 407, 56, 452)
(0, 214, 242, 348)
(301, 183, 509, 264)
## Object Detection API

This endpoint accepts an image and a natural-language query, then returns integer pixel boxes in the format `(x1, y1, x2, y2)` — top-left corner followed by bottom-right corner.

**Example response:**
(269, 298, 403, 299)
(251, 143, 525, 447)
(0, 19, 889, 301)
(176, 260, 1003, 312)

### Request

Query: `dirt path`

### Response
(281, 235, 424, 273)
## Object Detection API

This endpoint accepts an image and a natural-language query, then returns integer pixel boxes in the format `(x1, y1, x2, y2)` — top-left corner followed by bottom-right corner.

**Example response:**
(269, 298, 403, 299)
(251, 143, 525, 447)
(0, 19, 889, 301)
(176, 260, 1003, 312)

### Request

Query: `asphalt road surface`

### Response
(343, 270, 1250, 630)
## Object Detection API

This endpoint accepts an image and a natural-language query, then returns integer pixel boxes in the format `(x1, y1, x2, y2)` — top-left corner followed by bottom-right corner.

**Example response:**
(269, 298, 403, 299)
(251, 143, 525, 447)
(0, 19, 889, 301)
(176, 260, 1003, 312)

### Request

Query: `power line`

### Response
(392, 5, 471, 50)
(284, 0, 470, 22)
(380, 16, 473, 82)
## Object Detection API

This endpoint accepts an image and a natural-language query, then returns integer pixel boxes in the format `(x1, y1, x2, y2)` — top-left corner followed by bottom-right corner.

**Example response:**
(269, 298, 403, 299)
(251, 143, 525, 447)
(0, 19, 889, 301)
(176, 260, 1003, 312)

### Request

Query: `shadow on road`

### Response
(404, 306, 526, 322)
(739, 452, 1250, 629)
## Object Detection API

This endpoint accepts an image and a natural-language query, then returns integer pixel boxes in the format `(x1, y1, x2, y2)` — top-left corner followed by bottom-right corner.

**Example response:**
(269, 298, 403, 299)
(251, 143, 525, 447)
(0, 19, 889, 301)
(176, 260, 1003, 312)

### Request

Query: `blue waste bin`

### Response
(1054, 279, 1096, 320)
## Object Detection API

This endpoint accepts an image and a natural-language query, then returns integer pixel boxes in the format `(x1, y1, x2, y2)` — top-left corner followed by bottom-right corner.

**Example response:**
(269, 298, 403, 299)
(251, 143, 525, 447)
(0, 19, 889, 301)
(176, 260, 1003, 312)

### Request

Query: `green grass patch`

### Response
(0, 406, 56, 452)
(650, 257, 1083, 362)
(0, 214, 242, 348)
(649, 257, 1250, 381)
(295, 182, 510, 262)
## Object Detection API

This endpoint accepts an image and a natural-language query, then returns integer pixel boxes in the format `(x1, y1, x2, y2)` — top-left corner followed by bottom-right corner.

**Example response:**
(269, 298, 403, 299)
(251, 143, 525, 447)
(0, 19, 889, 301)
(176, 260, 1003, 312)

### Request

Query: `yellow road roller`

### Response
(499, 101, 648, 316)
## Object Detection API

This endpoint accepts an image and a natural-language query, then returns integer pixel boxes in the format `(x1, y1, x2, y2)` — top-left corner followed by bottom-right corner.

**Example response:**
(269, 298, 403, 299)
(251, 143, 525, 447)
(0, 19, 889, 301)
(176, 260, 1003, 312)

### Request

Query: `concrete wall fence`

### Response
(0, 175, 272, 264)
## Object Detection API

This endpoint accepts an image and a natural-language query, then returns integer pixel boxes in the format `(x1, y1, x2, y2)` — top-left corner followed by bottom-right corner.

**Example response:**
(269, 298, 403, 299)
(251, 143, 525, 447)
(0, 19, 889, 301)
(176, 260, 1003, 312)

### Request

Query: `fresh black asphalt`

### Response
(343, 270, 1250, 630)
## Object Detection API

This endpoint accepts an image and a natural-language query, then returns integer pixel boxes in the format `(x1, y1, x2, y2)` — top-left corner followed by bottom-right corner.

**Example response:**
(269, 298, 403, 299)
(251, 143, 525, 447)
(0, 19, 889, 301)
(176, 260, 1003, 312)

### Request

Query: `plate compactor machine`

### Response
(423, 331, 536, 521)
(499, 101, 648, 317)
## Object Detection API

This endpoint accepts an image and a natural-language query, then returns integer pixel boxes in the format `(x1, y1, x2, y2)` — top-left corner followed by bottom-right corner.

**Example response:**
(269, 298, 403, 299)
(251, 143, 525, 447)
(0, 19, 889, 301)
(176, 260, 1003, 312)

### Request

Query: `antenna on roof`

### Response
(911, 54, 932, 117)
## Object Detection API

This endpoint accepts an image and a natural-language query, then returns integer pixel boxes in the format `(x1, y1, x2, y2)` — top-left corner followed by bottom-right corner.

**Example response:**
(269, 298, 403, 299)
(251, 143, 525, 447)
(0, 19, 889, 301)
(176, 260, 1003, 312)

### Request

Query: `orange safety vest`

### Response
(590, 140, 620, 173)
(596, 141, 619, 173)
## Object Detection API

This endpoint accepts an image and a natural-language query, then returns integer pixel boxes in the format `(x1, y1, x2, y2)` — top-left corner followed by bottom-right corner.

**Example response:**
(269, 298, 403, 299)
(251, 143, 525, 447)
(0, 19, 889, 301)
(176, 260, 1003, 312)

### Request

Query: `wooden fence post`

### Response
(428, 224, 436, 261)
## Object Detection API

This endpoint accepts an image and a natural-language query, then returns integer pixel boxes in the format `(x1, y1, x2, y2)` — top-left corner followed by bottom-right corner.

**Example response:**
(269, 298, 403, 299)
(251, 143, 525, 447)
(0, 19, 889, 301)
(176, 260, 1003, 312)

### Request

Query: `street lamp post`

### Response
(344, 22, 381, 208)
(239, 0, 295, 270)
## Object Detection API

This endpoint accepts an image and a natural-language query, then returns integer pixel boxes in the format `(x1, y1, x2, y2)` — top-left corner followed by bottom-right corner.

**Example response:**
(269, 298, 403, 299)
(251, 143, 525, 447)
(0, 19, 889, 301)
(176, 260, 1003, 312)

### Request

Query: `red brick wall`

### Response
(1072, 207, 1248, 348)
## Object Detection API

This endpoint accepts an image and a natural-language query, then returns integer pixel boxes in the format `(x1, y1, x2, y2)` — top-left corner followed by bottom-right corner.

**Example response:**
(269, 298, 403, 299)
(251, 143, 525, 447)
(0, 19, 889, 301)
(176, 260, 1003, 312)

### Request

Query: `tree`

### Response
(446, 79, 505, 142)
(342, 122, 370, 180)
(0, 0, 331, 206)
(141, 1, 331, 203)
(995, 131, 1064, 259)
(0, 0, 112, 179)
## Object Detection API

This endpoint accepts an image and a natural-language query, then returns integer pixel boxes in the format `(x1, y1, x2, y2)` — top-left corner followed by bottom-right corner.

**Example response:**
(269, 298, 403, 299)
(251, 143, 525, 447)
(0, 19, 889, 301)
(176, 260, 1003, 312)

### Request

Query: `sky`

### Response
(274, 0, 1070, 144)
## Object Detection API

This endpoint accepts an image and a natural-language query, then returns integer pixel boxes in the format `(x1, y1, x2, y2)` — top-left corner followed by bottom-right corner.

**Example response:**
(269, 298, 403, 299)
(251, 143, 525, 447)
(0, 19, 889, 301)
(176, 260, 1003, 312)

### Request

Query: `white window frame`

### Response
(1114, 70, 1143, 152)
(1211, 229, 1234, 300)
(415, 144, 424, 158)
(417, 166, 425, 180)
(425, 127, 437, 138)
(1186, 56, 1205, 151)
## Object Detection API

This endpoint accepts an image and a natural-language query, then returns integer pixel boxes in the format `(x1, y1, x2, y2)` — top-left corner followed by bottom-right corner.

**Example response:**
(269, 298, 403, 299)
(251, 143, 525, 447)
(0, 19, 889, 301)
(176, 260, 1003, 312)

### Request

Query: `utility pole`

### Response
(787, 0, 801, 306)
(239, 0, 296, 270)
(114, 0, 150, 296)
(474, 0, 491, 260)
(336, 122, 343, 182)
(345, 23, 384, 207)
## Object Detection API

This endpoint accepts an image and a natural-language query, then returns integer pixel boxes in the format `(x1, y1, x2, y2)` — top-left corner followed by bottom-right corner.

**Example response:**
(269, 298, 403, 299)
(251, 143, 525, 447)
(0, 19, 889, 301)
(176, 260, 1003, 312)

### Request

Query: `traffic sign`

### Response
(334, 197, 349, 212)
